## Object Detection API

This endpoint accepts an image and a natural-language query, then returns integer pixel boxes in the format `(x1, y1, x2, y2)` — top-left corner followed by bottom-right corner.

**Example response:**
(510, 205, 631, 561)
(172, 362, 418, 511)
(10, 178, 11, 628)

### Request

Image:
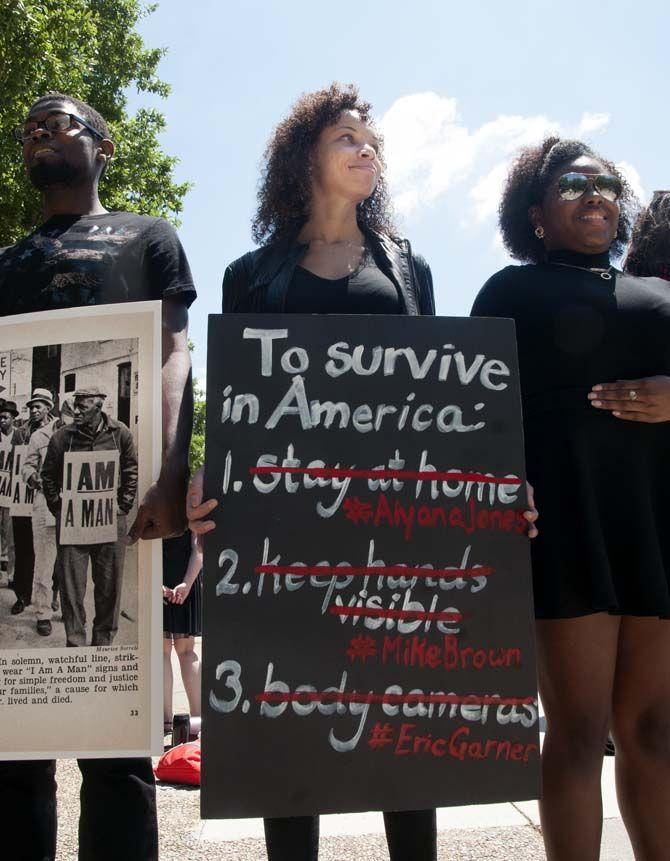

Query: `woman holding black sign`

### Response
(189, 81, 438, 861)
(472, 139, 670, 860)
(191, 83, 539, 861)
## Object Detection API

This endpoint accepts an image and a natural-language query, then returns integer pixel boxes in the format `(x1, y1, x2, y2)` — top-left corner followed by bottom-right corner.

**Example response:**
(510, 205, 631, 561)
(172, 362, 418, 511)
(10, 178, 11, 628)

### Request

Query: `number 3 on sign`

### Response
(210, 659, 242, 713)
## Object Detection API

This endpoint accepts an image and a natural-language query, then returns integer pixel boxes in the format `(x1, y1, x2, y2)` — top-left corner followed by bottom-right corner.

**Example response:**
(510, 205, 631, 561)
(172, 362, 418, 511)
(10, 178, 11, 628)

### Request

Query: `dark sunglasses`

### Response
(556, 172, 623, 202)
(12, 112, 104, 144)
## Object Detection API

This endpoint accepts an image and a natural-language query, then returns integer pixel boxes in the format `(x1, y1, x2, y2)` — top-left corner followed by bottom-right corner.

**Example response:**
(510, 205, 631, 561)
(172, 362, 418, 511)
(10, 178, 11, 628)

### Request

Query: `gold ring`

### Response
(629, 390, 638, 401)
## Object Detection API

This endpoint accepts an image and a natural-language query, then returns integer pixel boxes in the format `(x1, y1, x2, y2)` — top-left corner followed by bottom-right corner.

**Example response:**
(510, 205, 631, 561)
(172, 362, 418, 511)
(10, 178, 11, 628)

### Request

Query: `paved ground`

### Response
(45, 642, 636, 860)
(0, 543, 138, 648)
(51, 755, 633, 860)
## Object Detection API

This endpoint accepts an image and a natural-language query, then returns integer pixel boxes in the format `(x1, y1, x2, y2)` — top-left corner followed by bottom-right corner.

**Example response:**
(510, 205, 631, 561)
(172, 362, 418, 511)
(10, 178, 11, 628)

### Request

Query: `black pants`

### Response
(11, 515, 34, 603)
(0, 757, 158, 861)
(264, 809, 437, 861)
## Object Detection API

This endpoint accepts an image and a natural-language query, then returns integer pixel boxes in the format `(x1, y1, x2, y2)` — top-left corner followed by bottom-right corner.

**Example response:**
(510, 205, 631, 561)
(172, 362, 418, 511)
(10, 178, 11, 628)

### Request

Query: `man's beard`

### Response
(29, 159, 80, 190)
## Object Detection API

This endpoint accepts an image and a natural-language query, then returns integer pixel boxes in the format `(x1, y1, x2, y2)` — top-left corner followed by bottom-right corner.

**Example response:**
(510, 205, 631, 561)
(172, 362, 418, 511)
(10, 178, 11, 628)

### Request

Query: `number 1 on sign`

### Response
(222, 450, 232, 494)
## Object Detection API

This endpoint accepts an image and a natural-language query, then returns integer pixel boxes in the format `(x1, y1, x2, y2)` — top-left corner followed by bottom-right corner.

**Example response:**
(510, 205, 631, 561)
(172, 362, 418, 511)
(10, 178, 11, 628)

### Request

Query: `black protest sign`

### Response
(202, 314, 539, 819)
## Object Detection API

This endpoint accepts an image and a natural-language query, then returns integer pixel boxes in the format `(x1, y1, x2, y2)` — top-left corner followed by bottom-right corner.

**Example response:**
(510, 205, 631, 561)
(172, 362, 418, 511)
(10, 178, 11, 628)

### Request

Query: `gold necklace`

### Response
(549, 261, 614, 281)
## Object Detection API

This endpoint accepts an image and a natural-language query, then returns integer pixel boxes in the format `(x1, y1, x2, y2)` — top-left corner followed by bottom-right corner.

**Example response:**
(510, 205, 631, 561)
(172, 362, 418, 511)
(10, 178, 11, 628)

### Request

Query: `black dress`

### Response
(162, 532, 202, 638)
(472, 249, 670, 619)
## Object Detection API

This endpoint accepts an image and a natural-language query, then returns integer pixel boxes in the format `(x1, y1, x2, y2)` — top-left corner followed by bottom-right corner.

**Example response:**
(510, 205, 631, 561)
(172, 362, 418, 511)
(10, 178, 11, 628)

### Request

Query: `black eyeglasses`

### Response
(12, 112, 104, 144)
(555, 172, 623, 203)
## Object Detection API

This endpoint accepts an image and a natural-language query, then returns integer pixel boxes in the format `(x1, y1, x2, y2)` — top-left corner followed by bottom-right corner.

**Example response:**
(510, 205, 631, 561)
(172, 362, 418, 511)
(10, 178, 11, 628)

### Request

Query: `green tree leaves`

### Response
(190, 377, 206, 474)
(0, 0, 190, 243)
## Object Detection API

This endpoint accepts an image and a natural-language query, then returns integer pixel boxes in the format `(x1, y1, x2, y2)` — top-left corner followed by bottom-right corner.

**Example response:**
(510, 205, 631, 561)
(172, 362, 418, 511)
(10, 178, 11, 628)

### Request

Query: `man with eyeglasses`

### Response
(0, 93, 197, 861)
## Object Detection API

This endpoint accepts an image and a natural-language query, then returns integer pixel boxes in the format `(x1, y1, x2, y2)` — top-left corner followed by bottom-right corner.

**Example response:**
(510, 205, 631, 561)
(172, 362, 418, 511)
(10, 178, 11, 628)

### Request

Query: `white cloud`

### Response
(575, 112, 610, 136)
(617, 160, 646, 203)
(470, 162, 509, 223)
(379, 93, 625, 227)
(194, 367, 207, 394)
(381, 93, 472, 213)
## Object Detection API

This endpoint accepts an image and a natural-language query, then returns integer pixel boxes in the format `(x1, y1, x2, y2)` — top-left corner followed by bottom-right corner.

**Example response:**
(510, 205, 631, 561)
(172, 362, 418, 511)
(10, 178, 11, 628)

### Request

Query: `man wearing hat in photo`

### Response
(41, 387, 138, 647)
(0, 399, 19, 588)
(48, 396, 75, 614)
(9, 388, 54, 615)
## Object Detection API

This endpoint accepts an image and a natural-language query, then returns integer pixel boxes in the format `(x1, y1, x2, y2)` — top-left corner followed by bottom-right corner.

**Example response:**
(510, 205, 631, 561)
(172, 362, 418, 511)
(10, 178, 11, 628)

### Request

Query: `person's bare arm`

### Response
(170, 533, 204, 604)
(128, 298, 193, 542)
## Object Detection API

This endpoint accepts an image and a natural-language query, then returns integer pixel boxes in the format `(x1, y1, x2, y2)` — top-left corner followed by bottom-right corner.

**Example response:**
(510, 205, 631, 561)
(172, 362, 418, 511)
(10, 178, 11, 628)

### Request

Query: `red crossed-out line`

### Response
(256, 691, 536, 706)
(328, 606, 462, 622)
(249, 465, 521, 485)
(255, 564, 493, 579)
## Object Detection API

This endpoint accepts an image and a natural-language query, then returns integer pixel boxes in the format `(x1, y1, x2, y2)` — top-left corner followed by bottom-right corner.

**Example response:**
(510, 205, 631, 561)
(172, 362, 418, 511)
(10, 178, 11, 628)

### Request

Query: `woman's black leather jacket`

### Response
(221, 229, 435, 316)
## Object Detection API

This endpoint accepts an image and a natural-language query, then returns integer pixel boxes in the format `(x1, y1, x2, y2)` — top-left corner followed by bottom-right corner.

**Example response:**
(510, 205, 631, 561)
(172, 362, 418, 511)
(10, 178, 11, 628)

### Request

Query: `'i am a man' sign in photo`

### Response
(202, 315, 540, 818)
(9, 445, 35, 518)
(60, 451, 119, 545)
(0, 436, 12, 505)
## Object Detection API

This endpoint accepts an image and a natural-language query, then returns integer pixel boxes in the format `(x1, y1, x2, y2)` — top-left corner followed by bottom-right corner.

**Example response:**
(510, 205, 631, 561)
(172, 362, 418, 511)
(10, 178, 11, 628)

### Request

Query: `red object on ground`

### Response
(155, 740, 201, 786)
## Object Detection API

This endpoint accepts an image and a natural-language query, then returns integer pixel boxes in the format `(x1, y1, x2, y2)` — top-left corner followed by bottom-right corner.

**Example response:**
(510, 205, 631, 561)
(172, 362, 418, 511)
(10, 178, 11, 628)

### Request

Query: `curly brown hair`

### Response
(252, 83, 395, 245)
(625, 191, 670, 278)
(498, 136, 637, 263)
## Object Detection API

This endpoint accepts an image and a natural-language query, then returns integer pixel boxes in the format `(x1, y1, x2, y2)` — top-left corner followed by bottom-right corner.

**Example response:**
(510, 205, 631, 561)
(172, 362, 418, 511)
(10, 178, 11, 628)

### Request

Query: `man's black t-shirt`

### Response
(0, 211, 196, 315)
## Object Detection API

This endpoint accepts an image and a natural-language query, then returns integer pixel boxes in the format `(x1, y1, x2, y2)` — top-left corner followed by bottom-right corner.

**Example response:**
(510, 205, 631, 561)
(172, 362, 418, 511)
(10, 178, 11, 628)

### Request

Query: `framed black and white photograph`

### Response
(0, 302, 162, 759)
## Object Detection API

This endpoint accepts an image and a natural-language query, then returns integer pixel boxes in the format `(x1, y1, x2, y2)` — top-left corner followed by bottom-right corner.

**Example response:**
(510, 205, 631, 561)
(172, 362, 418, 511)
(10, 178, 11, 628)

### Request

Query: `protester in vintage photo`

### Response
(40, 388, 137, 646)
(0, 91, 196, 861)
(472, 138, 670, 861)
(9, 388, 54, 616)
(0, 399, 18, 589)
(22, 392, 60, 636)
(0, 347, 142, 651)
(50, 396, 75, 615)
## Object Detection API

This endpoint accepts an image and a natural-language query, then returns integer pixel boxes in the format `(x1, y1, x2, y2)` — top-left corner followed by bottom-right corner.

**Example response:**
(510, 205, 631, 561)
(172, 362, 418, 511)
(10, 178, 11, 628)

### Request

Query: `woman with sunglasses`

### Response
(472, 137, 670, 861)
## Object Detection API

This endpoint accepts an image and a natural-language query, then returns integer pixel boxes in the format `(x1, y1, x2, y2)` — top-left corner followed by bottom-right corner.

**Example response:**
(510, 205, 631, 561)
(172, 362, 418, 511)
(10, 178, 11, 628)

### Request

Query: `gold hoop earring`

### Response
(534, 226, 545, 239)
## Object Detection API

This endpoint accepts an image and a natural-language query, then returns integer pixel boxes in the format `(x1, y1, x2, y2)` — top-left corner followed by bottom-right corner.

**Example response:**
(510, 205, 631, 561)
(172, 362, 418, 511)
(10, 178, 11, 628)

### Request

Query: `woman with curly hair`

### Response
(472, 138, 670, 860)
(189, 83, 437, 861)
(626, 190, 670, 280)
(220, 82, 434, 317)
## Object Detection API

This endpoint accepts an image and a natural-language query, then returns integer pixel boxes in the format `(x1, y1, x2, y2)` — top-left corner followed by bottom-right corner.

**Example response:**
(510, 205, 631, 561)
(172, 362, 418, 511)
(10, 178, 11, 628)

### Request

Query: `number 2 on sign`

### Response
(216, 548, 239, 595)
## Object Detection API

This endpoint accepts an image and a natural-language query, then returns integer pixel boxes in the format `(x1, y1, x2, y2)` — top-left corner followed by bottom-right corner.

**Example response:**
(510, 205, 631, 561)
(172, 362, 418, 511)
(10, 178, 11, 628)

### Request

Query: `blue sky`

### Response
(128, 0, 668, 384)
